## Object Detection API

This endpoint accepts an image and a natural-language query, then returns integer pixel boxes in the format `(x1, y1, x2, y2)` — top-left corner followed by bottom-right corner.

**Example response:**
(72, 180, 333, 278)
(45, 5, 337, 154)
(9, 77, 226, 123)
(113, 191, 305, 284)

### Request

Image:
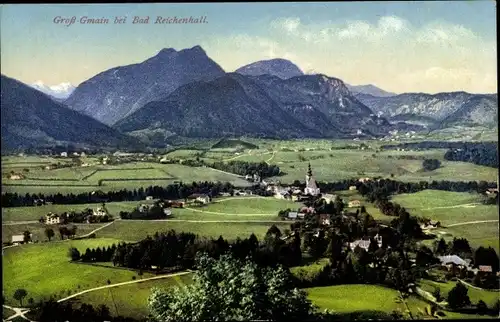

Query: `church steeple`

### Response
(307, 163, 313, 177)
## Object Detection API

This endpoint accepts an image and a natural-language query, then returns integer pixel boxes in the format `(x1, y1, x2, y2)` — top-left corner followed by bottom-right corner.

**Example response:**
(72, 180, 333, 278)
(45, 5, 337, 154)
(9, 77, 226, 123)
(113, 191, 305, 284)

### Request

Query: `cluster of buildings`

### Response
(438, 255, 497, 276)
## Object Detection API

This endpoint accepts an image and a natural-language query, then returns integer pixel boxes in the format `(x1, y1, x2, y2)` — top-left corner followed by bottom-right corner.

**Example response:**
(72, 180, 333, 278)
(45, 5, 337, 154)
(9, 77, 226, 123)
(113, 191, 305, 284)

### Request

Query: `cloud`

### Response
(271, 15, 410, 43)
(206, 15, 495, 93)
(415, 23, 477, 44)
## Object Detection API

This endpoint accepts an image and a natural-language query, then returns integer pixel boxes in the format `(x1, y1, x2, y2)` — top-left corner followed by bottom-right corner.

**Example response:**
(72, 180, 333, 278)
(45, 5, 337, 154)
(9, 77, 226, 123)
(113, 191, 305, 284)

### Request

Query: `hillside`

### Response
(355, 92, 498, 127)
(64, 46, 226, 125)
(0, 75, 140, 151)
(235, 58, 304, 79)
(115, 73, 392, 142)
(346, 84, 395, 97)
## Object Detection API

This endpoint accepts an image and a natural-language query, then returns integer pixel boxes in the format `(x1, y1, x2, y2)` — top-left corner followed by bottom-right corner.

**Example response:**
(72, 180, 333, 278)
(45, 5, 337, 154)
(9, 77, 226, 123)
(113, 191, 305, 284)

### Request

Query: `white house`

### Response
(145, 196, 154, 201)
(60, 152, 68, 157)
(93, 207, 107, 216)
(163, 209, 172, 216)
(349, 234, 382, 251)
(45, 213, 60, 225)
(12, 234, 32, 245)
(304, 163, 320, 196)
(188, 194, 210, 204)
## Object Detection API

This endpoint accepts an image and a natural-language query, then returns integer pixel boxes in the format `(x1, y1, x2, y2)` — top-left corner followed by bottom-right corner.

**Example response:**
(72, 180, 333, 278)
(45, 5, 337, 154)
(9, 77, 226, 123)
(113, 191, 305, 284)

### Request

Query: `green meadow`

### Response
(2, 238, 150, 306)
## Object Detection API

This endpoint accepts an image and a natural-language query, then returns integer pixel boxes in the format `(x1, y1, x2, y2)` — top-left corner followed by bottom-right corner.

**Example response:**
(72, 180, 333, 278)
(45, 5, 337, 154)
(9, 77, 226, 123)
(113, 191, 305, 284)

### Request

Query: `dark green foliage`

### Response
(13, 289, 27, 306)
(148, 253, 316, 322)
(68, 247, 80, 261)
(422, 159, 441, 171)
(447, 282, 471, 309)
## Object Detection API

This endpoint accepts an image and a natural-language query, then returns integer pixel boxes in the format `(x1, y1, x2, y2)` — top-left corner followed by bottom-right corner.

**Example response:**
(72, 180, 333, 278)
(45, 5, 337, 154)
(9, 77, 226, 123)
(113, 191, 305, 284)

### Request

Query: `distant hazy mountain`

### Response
(235, 58, 304, 79)
(1, 75, 140, 150)
(115, 72, 391, 143)
(64, 46, 226, 125)
(355, 91, 498, 127)
(346, 84, 395, 97)
(30, 81, 76, 100)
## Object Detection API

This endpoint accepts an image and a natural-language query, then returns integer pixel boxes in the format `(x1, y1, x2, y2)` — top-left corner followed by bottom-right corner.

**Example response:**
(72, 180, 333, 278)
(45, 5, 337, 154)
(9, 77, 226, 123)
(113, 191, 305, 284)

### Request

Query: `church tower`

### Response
(304, 163, 320, 196)
(306, 163, 312, 183)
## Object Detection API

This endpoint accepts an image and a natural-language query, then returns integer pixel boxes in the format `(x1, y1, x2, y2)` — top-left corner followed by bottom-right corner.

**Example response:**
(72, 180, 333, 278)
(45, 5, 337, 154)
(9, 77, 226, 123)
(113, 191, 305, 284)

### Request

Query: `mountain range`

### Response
(115, 72, 394, 144)
(64, 46, 226, 125)
(2, 46, 497, 150)
(1, 75, 140, 151)
(354, 92, 498, 128)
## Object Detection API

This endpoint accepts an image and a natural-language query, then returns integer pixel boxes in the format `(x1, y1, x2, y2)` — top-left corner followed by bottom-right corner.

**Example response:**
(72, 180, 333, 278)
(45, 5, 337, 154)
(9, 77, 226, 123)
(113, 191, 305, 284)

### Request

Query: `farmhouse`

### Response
(438, 255, 468, 269)
(358, 177, 371, 183)
(60, 152, 68, 157)
(478, 265, 493, 273)
(275, 190, 291, 200)
(304, 163, 321, 196)
(138, 204, 150, 213)
(219, 192, 231, 197)
(145, 196, 154, 201)
(34, 199, 45, 206)
(349, 186, 357, 191)
(300, 206, 315, 214)
(287, 212, 305, 220)
(93, 207, 107, 216)
(170, 201, 184, 208)
(11, 234, 32, 245)
(45, 213, 60, 225)
(321, 194, 337, 203)
(163, 209, 172, 216)
(348, 200, 361, 208)
(9, 173, 24, 180)
(349, 234, 382, 251)
(188, 194, 211, 204)
(485, 188, 498, 196)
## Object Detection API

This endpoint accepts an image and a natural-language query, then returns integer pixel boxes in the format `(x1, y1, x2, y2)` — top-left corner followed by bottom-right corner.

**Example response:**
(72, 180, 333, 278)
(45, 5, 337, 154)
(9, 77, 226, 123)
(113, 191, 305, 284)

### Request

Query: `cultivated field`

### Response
(2, 238, 151, 306)
(3, 137, 497, 195)
(96, 220, 290, 242)
(73, 273, 194, 319)
(393, 190, 499, 251)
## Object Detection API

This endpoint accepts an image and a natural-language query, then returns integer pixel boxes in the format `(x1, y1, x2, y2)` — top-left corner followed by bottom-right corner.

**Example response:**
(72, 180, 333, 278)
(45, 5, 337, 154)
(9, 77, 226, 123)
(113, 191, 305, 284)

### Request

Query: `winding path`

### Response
(183, 207, 275, 217)
(422, 203, 482, 210)
(447, 220, 498, 227)
(2, 271, 192, 321)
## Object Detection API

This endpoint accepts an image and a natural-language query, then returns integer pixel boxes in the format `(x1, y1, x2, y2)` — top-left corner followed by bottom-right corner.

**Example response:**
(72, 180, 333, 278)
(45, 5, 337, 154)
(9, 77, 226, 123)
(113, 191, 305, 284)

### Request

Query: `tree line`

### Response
(71, 228, 303, 271)
(1, 181, 234, 207)
(444, 145, 498, 168)
(3, 177, 497, 208)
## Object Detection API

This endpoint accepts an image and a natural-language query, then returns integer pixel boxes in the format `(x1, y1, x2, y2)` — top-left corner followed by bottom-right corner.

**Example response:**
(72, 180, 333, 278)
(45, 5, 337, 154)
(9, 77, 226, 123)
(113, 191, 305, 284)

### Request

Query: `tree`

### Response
(45, 228, 55, 241)
(432, 287, 442, 302)
(23, 230, 31, 243)
(447, 282, 471, 309)
(476, 300, 488, 315)
(68, 247, 80, 261)
(148, 253, 316, 322)
(13, 289, 28, 306)
(422, 159, 441, 171)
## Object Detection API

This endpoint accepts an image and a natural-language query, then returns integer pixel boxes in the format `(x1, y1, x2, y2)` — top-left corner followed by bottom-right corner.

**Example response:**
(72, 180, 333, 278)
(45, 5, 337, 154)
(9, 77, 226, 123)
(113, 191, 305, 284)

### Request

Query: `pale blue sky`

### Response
(1, 2, 497, 93)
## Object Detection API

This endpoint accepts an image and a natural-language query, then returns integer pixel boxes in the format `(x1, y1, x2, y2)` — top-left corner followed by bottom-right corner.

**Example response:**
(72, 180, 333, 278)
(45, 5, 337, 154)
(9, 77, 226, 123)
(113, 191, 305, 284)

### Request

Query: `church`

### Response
(304, 163, 321, 196)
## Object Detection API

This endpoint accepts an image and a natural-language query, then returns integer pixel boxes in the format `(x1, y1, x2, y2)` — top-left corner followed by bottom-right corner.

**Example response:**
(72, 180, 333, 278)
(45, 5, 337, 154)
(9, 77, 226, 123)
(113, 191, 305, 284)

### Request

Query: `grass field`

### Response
(306, 284, 413, 313)
(3, 137, 497, 195)
(2, 223, 102, 243)
(97, 220, 290, 242)
(73, 273, 193, 319)
(392, 190, 499, 251)
(2, 238, 151, 306)
(2, 201, 150, 222)
(2, 160, 251, 194)
(419, 278, 499, 306)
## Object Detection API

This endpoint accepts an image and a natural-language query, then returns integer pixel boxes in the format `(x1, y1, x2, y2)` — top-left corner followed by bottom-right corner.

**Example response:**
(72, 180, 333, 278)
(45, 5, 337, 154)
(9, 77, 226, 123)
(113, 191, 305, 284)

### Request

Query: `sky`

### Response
(1, 2, 497, 94)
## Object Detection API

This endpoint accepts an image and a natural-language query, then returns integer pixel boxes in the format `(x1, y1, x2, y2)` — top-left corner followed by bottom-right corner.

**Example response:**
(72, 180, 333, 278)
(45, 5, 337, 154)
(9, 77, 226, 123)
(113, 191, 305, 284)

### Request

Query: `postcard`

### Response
(1, 2, 498, 321)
